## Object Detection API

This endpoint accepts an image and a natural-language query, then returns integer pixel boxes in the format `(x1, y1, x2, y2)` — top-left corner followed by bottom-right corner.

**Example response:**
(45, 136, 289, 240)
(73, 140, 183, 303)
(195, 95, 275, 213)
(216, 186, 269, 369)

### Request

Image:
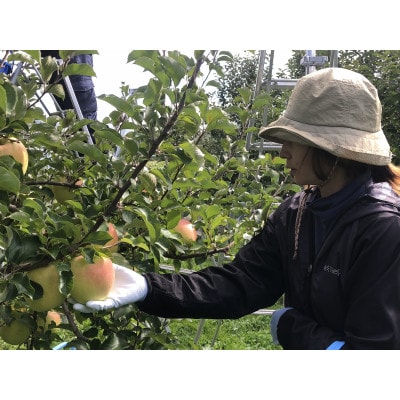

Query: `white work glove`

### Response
(70, 263, 149, 313)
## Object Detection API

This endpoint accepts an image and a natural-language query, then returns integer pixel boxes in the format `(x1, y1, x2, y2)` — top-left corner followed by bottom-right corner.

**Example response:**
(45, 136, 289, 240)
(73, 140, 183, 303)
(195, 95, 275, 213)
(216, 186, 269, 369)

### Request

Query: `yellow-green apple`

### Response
(51, 178, 82, 203)
(70, 255, 115, 304)
(174, 218, 198, 242)
(51, 185, 75, 203)
(0, 313, 31, 345)
(25, 263, 66, 312)
(0, 137, 29, 174)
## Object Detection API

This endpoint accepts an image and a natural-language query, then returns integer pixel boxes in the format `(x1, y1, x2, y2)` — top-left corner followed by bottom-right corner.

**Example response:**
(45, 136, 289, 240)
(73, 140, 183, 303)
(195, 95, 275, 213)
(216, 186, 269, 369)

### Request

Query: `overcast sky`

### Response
(92, 49, 293, 120)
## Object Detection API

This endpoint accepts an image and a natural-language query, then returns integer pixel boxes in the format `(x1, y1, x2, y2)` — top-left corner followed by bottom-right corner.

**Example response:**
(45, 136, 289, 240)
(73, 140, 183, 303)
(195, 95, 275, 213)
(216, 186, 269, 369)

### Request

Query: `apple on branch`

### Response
(174, 218, 198, 243)
(25, 263, 66, 312)
(104, 222, 119, 253)
(0, 311, 32, 345)
(0, 137, 29, 174)
(37, 310, 62, 331)
(51, 178, 83, 204)
(70, 255, 115, 304)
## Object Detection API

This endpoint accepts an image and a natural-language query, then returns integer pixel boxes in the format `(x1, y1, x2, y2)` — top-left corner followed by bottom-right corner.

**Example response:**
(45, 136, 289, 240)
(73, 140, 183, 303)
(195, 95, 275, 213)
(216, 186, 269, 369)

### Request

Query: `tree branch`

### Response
(163, 242, 234, 261)
(61, 301, 90, 344)
(87, 55, 206, 236)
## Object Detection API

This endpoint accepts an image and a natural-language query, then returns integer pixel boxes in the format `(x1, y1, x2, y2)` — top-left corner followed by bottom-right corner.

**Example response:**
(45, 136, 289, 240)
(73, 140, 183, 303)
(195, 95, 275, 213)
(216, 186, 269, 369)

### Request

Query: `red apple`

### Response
(104, 223, 119, 253)
(70, 255, 115, 304)
(37, 310, 62, 331)
(174, 218, 198, 242)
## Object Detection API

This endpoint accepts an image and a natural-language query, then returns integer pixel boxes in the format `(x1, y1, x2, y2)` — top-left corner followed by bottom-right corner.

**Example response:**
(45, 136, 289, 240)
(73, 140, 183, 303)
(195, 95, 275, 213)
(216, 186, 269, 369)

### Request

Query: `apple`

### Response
(45, 310, 62, 328)
(0, 137, 29, 174)
(70, 255, 115, 304)
(0, 313, 31, 345)
(37, 311, 62, 331)
(104, 222, 119, 253)
(51, 178, 82, 203)
(174, 218, 198, 242)
(51, 185, 76, 203)
(25, 263, 66, 312)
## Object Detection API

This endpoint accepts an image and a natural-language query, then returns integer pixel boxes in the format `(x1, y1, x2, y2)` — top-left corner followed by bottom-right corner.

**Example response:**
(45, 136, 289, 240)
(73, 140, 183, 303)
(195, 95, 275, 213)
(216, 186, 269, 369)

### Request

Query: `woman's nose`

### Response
(279, 141, 290, 159)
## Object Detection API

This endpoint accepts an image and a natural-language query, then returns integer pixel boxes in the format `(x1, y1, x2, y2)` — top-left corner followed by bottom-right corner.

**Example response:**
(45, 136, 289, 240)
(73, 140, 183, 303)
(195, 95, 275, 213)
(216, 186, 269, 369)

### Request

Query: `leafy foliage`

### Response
(0, 50, 299, 349)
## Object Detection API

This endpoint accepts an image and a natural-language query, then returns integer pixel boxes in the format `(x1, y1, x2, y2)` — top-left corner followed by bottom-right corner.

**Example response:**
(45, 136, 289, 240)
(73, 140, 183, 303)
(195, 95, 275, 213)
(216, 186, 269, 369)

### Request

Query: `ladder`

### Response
(9, 55, 95, 145)
(245, 50, 338, 154)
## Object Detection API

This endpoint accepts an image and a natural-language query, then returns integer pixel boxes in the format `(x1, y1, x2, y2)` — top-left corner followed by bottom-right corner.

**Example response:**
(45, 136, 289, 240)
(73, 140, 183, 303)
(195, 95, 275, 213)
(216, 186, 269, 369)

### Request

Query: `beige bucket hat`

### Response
(259, 67, 392, 165)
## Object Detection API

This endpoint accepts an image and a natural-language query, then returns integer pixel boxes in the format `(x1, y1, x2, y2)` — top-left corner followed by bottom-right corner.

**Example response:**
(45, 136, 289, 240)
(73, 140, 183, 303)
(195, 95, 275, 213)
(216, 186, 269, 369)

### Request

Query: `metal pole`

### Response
(330, 50, 339, 67)
(245, 50, 267, 152)
(305, 50, 316, 74)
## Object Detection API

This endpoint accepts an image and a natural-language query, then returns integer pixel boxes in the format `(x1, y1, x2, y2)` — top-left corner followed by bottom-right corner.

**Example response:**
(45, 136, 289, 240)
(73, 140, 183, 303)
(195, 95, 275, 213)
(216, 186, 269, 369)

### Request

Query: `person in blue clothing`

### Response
(40, 51, 97, 139)
(71, 67, 400, 349)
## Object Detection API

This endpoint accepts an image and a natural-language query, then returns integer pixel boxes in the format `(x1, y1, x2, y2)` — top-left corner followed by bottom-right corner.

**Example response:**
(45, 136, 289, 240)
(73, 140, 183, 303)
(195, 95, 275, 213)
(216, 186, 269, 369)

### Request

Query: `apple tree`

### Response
(0, 50, 299, 349)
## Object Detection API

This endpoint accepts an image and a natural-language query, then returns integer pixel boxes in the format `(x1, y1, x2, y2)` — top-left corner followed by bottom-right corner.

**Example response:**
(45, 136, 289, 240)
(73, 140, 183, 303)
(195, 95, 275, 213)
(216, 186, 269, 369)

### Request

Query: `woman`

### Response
(72, 67, 400, 349)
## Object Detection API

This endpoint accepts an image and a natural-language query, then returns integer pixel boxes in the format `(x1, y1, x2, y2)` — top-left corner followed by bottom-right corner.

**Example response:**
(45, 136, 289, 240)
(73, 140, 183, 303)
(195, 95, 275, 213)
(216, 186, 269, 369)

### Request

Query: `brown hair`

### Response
(370, 164, 400, 195)
(311, 148, 400, 195)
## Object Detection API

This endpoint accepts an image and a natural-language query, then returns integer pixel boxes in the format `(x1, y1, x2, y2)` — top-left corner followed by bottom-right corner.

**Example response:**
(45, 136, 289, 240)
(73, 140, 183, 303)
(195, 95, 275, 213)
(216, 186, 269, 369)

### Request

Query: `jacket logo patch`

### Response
(323, 265, 341, 276)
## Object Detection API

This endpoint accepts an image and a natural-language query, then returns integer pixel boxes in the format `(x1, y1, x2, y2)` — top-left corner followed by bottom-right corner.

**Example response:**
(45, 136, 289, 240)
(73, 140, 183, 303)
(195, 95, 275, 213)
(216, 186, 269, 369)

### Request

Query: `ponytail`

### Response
(371, 163, 400, 195)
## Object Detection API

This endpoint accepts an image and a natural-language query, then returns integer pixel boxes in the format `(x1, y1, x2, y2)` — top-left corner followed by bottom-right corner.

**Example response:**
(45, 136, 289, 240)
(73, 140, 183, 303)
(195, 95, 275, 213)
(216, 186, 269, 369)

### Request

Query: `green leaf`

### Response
(206, 80, 221, 89)
(205, 205, 222, 219)
(166, 209, 182, 230)
(206, 118, 237, 134)
(98, 94, 134, 117)
(40, 56, 59, 83)
(101, 332, 126, 350)
(0, 282, 16, 302)
(237, 87, 252, 104)
(10, 273, 35, 297)
(194, 50, 205, 60)
(131, 55, 157, 74)
(210, 214, 227, 231)
(25, 106, 47, 122)
(127, 50, 158, 63)
(160, 56, 186, 86)
(133, 207, 160, 244)
(143, 78, 162, 106)
(139, 171, 157, 192)
(252, 92, 272, 109)
(24, 50, 41, 64)
(8, 211, 31, 225)
(23, 198, 46, 219)
(84, 231, 113, 246)
(0, 85, 6, 113)
(0, 166, 20, 193)
(63, 63, 96, 78)
(4, 227, 42, 264)
(68, 140, 108, 166)
(92, 127, 124, 147)
(47, 83, 65, 100)
(180, 142, 205, 168)
(2, 82, 17, 115)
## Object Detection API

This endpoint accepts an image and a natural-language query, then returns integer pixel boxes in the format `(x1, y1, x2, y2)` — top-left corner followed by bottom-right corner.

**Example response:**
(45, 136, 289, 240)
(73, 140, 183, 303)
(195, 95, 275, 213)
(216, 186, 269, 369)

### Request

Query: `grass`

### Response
(167, 314, 282, 350)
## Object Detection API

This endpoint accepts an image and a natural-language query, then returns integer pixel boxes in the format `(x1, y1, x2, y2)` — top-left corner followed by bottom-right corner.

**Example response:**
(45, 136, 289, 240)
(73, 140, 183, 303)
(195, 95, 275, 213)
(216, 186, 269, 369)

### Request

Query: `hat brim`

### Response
(259, 115, 392, 166)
